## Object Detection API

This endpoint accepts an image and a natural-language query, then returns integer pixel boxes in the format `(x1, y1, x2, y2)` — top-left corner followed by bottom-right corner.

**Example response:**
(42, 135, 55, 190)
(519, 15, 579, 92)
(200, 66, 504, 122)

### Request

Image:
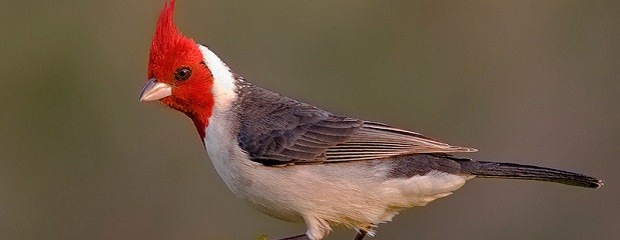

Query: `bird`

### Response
(139, 1, 603, 239)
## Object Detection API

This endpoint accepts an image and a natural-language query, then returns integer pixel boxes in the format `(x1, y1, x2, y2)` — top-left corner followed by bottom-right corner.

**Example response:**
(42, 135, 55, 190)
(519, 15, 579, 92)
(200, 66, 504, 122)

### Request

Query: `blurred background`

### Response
(1, 0, 618, 239)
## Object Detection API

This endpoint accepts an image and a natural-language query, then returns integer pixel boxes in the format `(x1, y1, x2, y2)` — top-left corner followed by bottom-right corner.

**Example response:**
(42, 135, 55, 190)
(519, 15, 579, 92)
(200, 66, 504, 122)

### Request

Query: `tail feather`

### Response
(462, 161, 603, 188)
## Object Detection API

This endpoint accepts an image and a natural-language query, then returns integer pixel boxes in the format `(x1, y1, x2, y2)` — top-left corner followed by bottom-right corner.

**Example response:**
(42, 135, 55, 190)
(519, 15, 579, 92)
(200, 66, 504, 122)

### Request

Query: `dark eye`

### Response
(174, 67, 191, 81)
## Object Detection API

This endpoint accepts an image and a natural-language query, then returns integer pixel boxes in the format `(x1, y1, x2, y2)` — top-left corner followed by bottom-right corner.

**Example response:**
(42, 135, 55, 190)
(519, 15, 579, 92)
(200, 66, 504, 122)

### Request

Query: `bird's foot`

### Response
(277, 233, 311, 240)
(353, 230, 367, 240)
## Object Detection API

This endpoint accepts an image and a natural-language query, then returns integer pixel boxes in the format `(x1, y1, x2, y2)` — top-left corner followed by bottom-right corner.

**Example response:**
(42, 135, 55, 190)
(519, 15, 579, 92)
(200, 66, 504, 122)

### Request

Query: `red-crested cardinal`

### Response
(139, 1, 603, 239)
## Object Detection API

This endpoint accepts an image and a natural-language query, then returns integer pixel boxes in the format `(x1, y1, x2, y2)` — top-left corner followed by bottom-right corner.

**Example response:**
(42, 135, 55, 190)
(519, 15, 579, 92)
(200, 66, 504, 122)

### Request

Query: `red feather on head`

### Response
(148, 0, 177, 69)
(148, 0, 196, 79)
(146, 0, 215, 138)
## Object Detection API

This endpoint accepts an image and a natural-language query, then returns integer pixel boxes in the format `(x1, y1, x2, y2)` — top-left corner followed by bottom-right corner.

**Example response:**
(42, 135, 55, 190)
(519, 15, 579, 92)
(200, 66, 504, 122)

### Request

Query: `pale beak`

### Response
(139, 78, 172, 102)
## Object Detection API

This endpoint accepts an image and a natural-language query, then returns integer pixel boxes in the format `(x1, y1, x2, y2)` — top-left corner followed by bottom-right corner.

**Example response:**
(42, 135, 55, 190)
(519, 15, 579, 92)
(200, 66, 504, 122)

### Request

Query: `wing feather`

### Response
(234, 83, 476, 165)
(322, 122, 477, 162)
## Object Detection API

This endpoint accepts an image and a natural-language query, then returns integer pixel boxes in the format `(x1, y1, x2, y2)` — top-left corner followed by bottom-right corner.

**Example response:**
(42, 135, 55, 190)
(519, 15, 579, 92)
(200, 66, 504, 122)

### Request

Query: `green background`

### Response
(1, 1, 617, 239)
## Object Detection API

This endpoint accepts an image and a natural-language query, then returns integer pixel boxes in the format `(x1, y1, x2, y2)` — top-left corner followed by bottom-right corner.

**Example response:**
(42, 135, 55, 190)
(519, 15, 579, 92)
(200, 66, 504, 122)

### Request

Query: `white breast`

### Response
(198, 44, 472, 240)
(199, 44, 258, 198)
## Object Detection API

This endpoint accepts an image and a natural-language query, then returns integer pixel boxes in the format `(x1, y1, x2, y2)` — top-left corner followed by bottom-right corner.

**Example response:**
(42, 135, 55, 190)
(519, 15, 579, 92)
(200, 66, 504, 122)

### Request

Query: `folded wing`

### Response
(234, 83, 475, 165)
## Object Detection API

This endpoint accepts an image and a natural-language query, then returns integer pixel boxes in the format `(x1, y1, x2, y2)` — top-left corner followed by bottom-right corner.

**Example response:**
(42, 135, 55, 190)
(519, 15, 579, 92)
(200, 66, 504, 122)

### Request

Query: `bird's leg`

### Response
(353, 230, 367, 240)
(278, 233, 311, 240)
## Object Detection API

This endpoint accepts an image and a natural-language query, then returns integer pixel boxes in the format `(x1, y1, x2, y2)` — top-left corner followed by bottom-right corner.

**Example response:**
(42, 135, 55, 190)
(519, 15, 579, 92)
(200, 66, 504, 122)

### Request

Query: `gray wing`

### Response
(235, 83, 476, 165)
(326, 121, 476, 161)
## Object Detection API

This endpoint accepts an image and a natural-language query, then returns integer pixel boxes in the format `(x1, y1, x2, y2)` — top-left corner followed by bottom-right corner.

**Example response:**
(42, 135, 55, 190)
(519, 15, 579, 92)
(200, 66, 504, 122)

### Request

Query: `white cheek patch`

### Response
(198, 45, 237, 110)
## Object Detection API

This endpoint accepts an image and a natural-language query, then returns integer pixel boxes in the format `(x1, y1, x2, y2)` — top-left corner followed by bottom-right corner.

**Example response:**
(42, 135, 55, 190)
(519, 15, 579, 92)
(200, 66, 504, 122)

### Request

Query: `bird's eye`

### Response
(175, 67, 192, 81)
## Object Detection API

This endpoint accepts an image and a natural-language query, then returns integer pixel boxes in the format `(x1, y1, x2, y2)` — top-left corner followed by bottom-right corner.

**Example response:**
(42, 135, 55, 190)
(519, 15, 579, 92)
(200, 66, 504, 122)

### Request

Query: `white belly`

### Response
(204, 110, 469, 239)
(197, 44, 470, 240)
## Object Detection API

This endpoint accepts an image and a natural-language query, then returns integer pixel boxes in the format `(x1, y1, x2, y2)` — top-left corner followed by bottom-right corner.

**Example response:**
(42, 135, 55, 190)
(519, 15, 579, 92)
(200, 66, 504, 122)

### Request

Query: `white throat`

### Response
(198, 45, 252, 196)
(198, 44, 237, 110)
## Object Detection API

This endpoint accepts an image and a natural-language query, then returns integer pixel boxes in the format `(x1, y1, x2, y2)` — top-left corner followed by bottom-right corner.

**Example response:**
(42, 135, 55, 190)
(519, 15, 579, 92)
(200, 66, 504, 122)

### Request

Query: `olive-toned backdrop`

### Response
(1, 1, 617, 239)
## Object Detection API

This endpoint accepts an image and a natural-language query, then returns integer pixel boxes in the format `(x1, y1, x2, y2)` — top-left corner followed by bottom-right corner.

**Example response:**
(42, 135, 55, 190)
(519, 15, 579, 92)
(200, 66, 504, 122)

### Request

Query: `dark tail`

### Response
(462, 161, 603, 188)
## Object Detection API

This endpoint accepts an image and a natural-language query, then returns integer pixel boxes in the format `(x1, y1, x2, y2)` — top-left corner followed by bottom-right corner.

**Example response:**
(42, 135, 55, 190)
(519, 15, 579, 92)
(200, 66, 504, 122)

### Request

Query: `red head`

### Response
(140, 0, 214, 137)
